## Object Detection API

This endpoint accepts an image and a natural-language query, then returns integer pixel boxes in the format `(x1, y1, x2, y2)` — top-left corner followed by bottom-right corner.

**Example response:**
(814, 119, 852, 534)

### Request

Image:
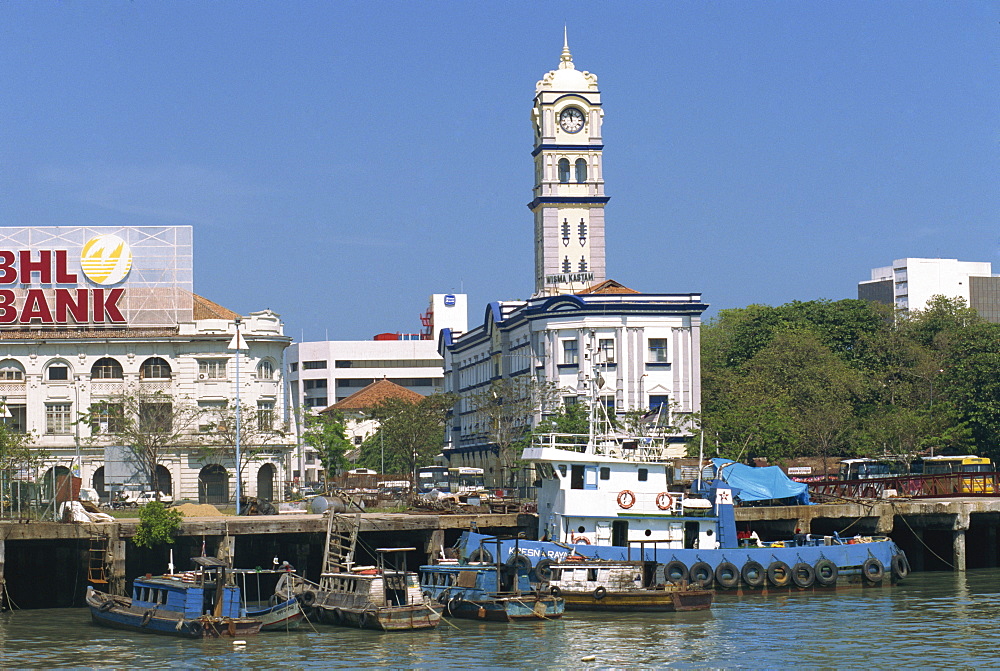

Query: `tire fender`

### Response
(689, 561, 714, 588)
(714, 561, 740, 589)
(741, 560, 766, 588)
(767, 561, 792, 588)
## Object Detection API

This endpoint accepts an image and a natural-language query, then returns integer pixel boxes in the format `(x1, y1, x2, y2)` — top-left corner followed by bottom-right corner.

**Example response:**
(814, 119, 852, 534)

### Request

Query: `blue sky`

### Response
(2, 1, 996, 341)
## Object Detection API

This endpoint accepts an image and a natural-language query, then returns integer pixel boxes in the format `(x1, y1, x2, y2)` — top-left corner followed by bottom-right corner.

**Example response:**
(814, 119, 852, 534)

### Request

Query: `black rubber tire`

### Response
(533, 557, 554, 583)
(741, 560, 766, 589)
(298, 590, 316, 607)
(549, 585, 561, 597)
(663, 560, 689, 583)
(891, 553, 910, 580)
(814, 559, 839, 587)
(714, 561, 740, 589)
(469, 548, 493, 563)
(447, 595, 464, 615)
(330, 607, 343, 624)
(689, 561, 714, 588)
(505, 552, 532, 572)
(593, 586, 607, 600)
(437, 588, 451, 605)
(421, 590, 433, 602)
(767, 561, 792, 588)
(141, 610, 153, 626)
(98, 598, 115, 612)
(188, 620, 202, 637)
(862, 557, 885, 583)
(791, 562, 816, 588)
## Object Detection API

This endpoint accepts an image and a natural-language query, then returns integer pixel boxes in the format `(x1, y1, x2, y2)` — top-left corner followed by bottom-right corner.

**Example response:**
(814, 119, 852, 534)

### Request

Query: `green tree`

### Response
(362, 394, 455, 479)
(302, 410, 353, 474)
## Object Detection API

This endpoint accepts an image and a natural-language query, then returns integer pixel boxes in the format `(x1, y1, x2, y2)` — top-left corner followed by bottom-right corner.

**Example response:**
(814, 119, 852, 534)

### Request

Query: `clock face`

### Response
(559, 107, 585, 134)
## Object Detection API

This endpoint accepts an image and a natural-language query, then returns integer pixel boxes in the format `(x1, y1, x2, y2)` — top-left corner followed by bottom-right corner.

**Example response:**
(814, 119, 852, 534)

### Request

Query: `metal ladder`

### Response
(87, 533, 109, 585)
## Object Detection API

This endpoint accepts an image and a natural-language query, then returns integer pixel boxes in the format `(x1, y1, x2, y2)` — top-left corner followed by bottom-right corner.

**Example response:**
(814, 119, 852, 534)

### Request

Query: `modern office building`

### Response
(284, 293, 467, 481)
(859, 258, 1000, 322)
(439, 38, 706, 479)
(0, 226, 294, 504)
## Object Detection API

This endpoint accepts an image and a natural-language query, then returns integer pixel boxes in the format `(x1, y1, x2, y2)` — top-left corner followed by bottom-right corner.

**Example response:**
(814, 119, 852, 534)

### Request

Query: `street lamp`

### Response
(228, 318, 248, 515)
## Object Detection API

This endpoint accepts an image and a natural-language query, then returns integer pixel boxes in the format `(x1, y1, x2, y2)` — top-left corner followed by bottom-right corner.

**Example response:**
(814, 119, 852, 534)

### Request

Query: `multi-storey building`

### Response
(0, 226, 293, 504)
(859, 258, 1000, 322)
(439, 38, 707, 479)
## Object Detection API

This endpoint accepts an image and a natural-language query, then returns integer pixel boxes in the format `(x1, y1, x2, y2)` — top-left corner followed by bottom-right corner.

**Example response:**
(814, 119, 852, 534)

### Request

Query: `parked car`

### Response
(135, 491, 174, 505)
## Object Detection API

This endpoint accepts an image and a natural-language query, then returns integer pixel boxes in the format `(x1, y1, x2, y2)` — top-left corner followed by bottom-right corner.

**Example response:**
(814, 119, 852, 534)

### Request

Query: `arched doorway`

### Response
(198, 464, 229, 505)
(257, 463, 276, 502)
(41, 466, 72, 503)
(155, 464, 172, 497)
(92, 466, 106, 500)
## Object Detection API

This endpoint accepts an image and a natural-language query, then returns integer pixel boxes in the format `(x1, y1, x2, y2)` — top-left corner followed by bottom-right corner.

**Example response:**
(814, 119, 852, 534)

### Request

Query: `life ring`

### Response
(767, 561, 792, 588)
(533, 558, 554, 583)
(571, 535, 591, 545)
(549, 585, 561, 597)
(741, 560, 766, 588)
(689, 561, 714, 588)
(791, 562, 816, 588)
(663, 560, 689, 583)
(188, 620, 202, 637)
(891, 553, 910, 580)
(593, 586, 607, 600)
(814, 559, 839, 587)
(469, 547, 493, 563)
(98, 598, 115, 613)
(298, 590, 316, 607)
(655, 492, 674, 511)
(617, 490, 636, 509)
(141, 610, 154, 627)
(714, 561, 740, 589)
(862, 557, 885, 583)
(505, 552, 532, 571)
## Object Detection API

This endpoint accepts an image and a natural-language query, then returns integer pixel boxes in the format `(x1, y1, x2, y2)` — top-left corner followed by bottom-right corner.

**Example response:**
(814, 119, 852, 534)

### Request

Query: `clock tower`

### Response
(530, 32, 608, 296)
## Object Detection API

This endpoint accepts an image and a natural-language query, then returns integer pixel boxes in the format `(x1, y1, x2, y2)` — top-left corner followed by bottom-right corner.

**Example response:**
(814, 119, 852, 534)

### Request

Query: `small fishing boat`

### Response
(85, 557, 262, 638)
(419, 560, 564, 622)
(232, 568, 305, 631)
(276, 548, 441, 632)
(543, 558, 713, 612)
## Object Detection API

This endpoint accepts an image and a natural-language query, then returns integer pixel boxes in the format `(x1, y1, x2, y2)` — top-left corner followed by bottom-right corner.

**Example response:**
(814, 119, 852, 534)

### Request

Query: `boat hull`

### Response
(557, 588, 712, 612)
(315, 602, 441, 631)
(86, 588, 262, 638)
(246, 597, 304, 631)
(444, 595, 564, 621)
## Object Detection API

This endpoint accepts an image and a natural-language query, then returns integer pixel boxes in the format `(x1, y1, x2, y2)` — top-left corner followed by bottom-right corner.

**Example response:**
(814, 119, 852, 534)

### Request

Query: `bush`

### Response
(133, 501, 183, 548)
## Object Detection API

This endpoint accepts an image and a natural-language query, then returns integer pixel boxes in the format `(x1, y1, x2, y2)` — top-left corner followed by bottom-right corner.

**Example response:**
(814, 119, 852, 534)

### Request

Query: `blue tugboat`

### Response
(419, 558, 563, 622)
(85, 557, 263, 638)
(458, 427, 910, 593)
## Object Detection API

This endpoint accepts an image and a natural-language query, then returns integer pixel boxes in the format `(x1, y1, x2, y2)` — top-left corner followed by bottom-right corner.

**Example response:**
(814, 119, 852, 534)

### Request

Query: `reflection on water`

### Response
(2, 570, 1000, 668)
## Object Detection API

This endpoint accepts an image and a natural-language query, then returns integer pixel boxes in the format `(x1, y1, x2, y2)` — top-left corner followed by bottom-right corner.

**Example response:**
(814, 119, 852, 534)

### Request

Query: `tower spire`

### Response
(560, 25, 574, 69)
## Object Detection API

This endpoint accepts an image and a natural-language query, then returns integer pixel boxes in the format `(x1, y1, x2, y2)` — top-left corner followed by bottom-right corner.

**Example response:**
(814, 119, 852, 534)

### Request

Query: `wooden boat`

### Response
(276, 548, 440, 632)
(232, 568, 305, 631)
(544, 559, 713, 612)
(419, 561, 563, 622)
(85, 557, 263, 638)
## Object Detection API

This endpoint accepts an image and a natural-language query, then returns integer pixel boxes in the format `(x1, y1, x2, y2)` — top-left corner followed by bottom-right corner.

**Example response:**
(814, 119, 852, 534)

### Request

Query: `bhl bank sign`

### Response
(0, 226, 193, 327)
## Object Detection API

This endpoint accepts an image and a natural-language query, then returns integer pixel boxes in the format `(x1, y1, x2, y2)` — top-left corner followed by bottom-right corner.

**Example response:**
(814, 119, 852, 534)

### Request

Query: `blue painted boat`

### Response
(419, 562, 564, 622)
(85, 557, 262, 638)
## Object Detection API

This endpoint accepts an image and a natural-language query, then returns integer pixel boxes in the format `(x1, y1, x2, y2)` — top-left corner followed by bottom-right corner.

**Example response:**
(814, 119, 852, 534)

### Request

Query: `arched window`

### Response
(575, 158, 588, 183)
(91, 357, 123, 379)
(256, 360, 275, 380)
(0, 360, 24, 381)
(558, 158, 570, 183)
(45, 361, 71, 381)
(140, 357, 171, 380)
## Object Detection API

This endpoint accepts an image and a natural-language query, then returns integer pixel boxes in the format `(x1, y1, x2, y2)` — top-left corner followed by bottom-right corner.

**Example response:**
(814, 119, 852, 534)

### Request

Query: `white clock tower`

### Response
(531, 32, 608, 296)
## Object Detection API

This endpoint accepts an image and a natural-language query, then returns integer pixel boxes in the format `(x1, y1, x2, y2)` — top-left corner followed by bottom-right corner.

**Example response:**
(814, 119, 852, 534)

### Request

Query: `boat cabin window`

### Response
(577, 525, 586, 533)
(571, 465, 585, 489)
(638, 468, 648, 482)
(600, 467, 610, 480)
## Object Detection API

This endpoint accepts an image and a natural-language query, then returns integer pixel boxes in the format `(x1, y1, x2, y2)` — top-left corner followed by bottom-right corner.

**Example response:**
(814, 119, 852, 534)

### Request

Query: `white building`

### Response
(439, 38, 706, 479)
(0, 226, 294, 504)
(859, 258, 1000, 322)
(284, 293, 466, 481)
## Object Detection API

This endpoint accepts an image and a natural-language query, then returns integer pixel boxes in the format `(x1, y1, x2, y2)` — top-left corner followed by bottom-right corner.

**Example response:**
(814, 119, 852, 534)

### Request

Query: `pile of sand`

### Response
(173, 503, 225, 517)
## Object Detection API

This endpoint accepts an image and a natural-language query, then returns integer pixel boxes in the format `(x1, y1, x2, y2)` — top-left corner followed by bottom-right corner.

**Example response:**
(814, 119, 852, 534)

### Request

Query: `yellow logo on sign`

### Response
(80, 234, 132, 285)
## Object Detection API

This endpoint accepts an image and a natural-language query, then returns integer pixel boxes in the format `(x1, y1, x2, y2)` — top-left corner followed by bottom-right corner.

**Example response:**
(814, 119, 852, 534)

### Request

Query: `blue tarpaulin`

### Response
(711, 458, 811, 505)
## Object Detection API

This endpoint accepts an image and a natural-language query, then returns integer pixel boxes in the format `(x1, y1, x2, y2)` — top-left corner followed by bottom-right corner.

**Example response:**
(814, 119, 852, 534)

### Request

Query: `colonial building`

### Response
(0, 226, 293, 504)
(439, 38, 707, 479)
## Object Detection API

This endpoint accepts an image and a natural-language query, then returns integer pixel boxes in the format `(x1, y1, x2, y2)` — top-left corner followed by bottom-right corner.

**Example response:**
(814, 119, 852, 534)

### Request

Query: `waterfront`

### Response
(2, 570, 1000, 668)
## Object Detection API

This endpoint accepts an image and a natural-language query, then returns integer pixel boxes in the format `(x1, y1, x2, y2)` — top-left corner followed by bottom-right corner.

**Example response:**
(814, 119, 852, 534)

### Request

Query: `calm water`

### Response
(3, 570, 1000, 668)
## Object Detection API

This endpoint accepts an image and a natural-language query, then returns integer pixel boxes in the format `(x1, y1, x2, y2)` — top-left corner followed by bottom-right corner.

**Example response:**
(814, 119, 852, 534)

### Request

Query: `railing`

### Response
(530, 432, 673, 463)
(810, 472, 1000, 501)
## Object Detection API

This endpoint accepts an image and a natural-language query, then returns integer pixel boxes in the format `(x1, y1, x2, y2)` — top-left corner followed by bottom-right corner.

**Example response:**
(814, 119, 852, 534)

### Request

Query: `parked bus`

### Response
(416, 466, 487, 502)
(922, 455, 996, 494)
(837, 458, 900, 480)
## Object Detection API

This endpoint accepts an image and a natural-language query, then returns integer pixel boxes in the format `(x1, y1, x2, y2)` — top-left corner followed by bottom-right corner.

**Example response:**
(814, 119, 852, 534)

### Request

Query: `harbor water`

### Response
(2, 569, 1000, 668)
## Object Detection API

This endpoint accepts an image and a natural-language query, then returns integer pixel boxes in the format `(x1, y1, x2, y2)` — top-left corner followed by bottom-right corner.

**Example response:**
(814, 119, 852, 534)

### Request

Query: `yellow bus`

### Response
(922, 456, 996, 494)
